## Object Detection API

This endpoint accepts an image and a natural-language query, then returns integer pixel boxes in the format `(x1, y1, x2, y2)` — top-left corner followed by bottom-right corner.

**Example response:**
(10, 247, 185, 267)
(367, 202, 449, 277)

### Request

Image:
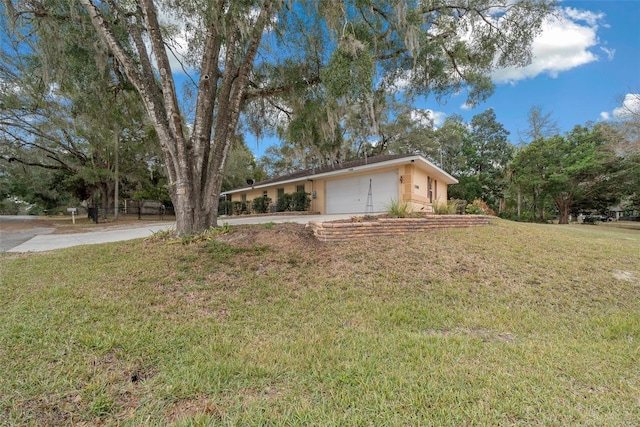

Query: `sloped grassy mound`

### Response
(1, 221, 639, 425)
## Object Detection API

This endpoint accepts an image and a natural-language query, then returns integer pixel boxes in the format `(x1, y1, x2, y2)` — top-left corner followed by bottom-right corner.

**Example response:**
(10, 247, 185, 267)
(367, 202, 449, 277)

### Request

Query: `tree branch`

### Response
(139, 0, 185, 147)
(1, 155, 73, 171)
(245, 74, 322, 99)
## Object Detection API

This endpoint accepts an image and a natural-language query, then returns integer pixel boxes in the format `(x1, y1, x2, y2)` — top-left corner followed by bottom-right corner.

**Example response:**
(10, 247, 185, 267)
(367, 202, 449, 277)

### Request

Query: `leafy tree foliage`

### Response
(445, 109, 513, 210)
(610, 93, 640, 211)
(510, 124, 621, 224)
(384, 106, 438, 158)
(221, 136, 267, 192)
(258, 144, 307, 178)
(465, 109, 513, 175)
(432, 115, 470, 176)
(0, 162, 73, 214)
(0, 5, 161, 214)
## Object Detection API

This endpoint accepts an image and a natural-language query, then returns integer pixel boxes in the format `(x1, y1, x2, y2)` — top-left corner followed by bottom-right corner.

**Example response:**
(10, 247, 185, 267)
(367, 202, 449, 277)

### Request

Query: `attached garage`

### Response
(326, 170, 399, 214)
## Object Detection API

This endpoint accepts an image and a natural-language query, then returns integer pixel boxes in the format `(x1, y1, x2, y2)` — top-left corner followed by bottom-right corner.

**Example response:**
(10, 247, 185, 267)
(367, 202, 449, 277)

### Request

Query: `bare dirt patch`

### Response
(165, 397, 224, 424)
(217, 223, 322, 251)
(0, 217, 53, 232)
(612, 270, 637, 283)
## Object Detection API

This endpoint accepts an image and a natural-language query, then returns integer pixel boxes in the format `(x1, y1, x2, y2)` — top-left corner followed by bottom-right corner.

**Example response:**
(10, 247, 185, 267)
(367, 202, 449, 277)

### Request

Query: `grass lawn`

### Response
(1, 219, 638, 426)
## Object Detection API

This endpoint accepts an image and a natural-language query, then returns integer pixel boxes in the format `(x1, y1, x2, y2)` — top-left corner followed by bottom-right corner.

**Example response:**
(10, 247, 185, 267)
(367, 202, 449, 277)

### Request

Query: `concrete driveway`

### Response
(2, 214, 354, 253)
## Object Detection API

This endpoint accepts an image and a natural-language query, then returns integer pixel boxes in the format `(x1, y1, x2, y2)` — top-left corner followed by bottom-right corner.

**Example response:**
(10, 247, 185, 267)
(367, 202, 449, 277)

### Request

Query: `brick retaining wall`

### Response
(309, 215, 492, 242)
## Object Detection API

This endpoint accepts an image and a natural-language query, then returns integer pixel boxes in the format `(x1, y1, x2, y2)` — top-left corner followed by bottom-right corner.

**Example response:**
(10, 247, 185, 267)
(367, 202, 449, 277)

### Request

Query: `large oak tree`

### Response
(7, 0, 553, 235)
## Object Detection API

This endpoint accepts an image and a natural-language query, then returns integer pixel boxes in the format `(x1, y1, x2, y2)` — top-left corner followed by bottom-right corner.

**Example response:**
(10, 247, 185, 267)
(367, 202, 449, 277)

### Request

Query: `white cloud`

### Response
(492, 7, 606, 84)
(248, 7, 279, 31)
(411, 108, 446, 127)
(460, 102, 473, 110)
(384, 69, 413, 93)
(563, 7, 605, 27)
(600, 46, 615, 61)
(613, 93, 640, 120)
(164, 32, 192, 74)
(599, 111, 610, 121)
(430, 110, 447, 126)
(149, 11, 195, 75)
(0, 78, 19, 95)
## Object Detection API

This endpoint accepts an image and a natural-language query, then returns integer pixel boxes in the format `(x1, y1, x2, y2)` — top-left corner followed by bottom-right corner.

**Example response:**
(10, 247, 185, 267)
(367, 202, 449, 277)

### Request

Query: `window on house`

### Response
(277, 188, 285, 200)
(427, 177, 433, 203)
(434, 180, 438, 200)
(241, 194, 246, 203)
(296, 184, 305, 193)
(262, 190, 268, 198)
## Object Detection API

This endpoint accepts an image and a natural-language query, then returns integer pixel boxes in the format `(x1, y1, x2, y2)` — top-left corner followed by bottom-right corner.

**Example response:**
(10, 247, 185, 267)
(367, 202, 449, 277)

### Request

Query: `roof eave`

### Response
(221, 154, 458, 195)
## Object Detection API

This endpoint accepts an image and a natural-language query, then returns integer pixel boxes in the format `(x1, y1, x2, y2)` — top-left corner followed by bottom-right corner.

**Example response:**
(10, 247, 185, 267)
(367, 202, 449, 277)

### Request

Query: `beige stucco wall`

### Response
(400, 165, 449, 213)
(227, 163, 450, 214)
(309, 179, 324, 213)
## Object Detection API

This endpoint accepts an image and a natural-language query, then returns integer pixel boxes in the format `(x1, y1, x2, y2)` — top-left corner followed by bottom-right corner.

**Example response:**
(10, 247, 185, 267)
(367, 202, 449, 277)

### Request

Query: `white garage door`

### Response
(326, 170, 399, 214)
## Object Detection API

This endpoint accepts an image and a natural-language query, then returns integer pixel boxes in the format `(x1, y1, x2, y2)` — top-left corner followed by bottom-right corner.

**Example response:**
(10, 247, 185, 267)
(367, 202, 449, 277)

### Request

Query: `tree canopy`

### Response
(510, 123, 627, 223)
(0, 2, 162, 214)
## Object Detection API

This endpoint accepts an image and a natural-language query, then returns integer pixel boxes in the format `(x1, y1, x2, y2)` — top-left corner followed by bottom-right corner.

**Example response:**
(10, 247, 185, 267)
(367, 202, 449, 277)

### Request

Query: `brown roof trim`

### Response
(252, 154, 410, 188)
(223, 153, 458, 194)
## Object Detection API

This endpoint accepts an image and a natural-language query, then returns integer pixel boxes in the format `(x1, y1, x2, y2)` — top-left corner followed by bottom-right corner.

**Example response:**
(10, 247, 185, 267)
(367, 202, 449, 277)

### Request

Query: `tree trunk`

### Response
(98, 182, 114, 219)
(173, 189, 217, 236)
(80, 0, 272, 236)
(558, 205, 570, 224)
(555, 193, 573, 225)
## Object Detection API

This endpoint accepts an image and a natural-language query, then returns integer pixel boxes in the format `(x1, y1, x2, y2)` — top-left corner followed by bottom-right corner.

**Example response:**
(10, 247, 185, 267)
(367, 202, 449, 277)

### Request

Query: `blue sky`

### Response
(454, 0, 640, 143)
(245, 0, 640, 157)
(6, 1, 636, 161)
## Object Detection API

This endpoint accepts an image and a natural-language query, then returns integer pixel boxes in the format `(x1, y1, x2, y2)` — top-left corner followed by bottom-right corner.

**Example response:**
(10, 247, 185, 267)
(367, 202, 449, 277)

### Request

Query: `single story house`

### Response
(221, 154, 459, 215)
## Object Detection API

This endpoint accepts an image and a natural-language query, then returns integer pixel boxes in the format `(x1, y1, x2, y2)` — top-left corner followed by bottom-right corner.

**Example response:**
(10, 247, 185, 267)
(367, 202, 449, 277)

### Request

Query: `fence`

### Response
(83, 200, 174, 223)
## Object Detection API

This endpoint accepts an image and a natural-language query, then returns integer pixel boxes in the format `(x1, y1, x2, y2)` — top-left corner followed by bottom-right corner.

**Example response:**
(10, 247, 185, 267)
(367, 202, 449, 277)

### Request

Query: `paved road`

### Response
(0, 216, 55, 252)
(2, 214, 353, 253)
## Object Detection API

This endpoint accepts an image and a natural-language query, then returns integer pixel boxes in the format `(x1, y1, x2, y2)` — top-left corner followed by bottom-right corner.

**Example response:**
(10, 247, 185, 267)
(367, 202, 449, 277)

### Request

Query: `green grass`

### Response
(1, 220, 639, 425)
(599, 221, 640, 231)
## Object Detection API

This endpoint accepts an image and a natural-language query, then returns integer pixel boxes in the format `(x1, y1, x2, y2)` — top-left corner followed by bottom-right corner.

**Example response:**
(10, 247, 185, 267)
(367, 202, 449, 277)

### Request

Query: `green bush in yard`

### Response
(277, 191, 310, 212)
(232, 201, 248, 215)
(218, 200, 233, 216)
(291, 191, 310, 211)
(386, 198, 414, 218)
(277, 193, 293, 212)
(252, 196, 271, 214)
